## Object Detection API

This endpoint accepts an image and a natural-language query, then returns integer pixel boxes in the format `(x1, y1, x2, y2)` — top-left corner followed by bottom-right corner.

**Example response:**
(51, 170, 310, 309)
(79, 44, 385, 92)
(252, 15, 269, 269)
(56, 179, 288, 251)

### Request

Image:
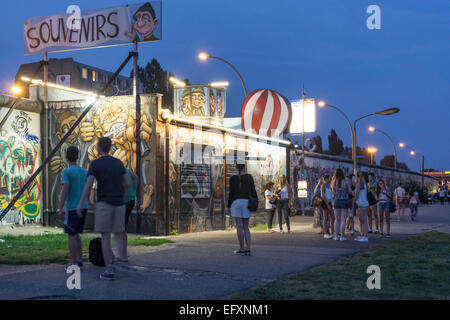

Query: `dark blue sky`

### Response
(1, 0, 449, 171)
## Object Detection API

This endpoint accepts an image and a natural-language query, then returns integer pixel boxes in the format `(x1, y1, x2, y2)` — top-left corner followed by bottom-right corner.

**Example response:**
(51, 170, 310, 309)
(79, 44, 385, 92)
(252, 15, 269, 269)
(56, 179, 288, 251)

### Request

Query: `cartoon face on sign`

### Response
(190, 88, 206, 116)
(125, 2, 159, 42)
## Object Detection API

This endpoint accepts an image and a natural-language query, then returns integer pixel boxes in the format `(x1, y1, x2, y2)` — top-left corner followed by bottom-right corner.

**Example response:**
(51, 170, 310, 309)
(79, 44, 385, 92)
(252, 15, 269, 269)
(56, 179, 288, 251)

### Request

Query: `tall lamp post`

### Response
(399, 142, 425, 188)
(318, 101, 399, 174)
(198, 52, 248, 97)
(368, 126, 397, 169)
(368, 147, 377, 164)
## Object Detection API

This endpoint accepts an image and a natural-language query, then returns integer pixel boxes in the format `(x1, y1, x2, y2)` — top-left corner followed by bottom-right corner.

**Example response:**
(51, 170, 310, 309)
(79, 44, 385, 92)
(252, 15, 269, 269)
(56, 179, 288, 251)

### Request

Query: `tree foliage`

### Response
(380, 155, 410, 170)
(326, 129, 345, 155)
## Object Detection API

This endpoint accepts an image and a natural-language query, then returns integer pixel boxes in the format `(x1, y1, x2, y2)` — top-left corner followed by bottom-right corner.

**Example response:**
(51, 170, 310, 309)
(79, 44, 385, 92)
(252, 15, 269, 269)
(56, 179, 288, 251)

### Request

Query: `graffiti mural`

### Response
(0, 109, 41, 223)
(48, 95, 157, 214)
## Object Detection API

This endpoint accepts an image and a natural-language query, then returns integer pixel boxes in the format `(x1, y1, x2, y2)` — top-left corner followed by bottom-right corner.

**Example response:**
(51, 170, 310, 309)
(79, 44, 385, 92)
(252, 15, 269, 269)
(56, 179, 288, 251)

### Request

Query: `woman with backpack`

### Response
(376, 179, 393, 237)
(227, 164, 258, 256)
(354, 172, 370, 242)
(331, 168, 353, 241)
(264, 181, 277, 233)
(320, 174, 334, 239)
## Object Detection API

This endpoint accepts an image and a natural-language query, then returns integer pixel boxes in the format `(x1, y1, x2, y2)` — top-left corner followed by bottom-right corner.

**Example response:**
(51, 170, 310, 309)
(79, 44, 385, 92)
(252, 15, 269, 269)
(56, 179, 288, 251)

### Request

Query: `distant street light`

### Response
(198, 52, 248, 96)
(210, 81, 229, 88)
(318, 100, 400, 173)
(399, 142, 423, 175)
(368, 147, 377, 164)
(169, 76, 186, 87)
(368, 126, 397, 169)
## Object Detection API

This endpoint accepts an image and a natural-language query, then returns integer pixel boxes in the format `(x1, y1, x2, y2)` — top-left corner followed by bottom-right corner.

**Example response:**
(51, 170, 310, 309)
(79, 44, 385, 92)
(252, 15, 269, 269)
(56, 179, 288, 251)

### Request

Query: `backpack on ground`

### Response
(89, 237, 105, 266)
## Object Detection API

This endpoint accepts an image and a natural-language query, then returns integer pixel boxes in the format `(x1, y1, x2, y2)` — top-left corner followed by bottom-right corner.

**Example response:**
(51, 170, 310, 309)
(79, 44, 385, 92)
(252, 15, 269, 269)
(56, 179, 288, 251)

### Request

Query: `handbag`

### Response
(245, 175, 258, 212)
(367, 188, 377, 206)
(269, 196, 278, 205)
(389, 201, 396, 213)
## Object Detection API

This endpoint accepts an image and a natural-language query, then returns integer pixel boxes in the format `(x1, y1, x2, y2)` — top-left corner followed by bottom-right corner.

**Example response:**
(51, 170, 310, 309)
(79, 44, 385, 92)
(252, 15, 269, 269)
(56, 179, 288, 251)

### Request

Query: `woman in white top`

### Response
(264, 181, 277, 233)
(320, 174, 335, 239)
(353, 172, 369, 242)
(274, 175, 292, 233)
(408, 187, 420, 221)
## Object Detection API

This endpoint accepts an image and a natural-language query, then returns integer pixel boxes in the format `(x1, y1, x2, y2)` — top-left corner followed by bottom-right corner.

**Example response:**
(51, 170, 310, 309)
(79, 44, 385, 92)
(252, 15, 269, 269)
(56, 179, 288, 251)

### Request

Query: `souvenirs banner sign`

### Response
(23, 1, 161, 55)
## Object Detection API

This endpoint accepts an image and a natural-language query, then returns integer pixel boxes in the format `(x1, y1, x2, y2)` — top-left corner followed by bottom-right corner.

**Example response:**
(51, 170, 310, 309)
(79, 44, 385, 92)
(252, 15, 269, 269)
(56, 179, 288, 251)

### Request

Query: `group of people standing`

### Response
(313, 169, 421, 242)
(59, 137, 138, 280)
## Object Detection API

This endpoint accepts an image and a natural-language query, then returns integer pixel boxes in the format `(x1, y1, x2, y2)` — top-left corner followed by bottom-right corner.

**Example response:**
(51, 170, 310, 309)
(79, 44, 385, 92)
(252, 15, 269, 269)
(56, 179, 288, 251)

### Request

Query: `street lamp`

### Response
(318, 100, 399, 173)
(197, 52, 248, 97)
(368, 147, 377, 164)
(353, 108, 399, 173)
(368, 126, 397, 169)
(169, 76, 186, 87)
(399, 142, 423, 174)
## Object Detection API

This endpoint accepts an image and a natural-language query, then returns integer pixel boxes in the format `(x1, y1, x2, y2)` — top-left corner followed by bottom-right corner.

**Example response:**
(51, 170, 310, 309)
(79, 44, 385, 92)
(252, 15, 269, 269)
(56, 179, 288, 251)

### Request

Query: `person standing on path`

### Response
(77, 137, 130, 280)
(320, 174, 334, 239)
(121, 167, 139, 260)
(408, 187, 420, 221)
(331, 168, 352, 241)
(274, 174, 293, 233)
(58, 146, 88, 269)
(227, 163, 258, 256)
(439, 186, 446, 205)
(376, 179, 393, 237)
(394, 182, 407, 221)
(367, 173, 379, 234)
(264, 181, 277, 233)
(354, 172, 369, 242)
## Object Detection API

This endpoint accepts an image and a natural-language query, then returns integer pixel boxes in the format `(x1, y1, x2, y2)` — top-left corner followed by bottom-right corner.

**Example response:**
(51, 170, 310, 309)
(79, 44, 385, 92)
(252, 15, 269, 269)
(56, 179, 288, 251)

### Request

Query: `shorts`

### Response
(378, 201, 390, 212)
(64, 209, 87, 235)
(333, 199, 348, 209)
(125, 200, 135, 231)
(368, 205, 378, 218)
(230, 198, 251, 219)
(357, 205, 370, 211)
(94, 201, 126, 233)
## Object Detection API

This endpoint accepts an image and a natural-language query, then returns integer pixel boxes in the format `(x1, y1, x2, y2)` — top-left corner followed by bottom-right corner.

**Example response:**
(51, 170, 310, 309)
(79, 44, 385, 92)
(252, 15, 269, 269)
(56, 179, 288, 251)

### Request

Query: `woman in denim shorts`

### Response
(375, 179, 393, 237)
(331, 169, 352, 241)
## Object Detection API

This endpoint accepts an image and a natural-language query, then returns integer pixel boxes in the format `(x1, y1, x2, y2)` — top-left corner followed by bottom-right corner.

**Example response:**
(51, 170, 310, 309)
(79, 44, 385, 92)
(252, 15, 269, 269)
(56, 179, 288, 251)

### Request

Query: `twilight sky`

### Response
(1, 0, 449, 171)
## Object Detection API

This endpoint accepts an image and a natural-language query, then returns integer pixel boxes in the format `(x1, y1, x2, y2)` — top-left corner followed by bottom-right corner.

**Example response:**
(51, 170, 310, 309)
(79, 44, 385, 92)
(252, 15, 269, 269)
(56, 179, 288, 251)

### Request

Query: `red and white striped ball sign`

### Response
(241, 89, 292, 137)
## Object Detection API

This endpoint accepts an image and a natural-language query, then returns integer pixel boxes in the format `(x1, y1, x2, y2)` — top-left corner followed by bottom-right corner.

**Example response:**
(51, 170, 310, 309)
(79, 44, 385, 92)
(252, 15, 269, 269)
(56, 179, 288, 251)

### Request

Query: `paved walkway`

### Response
(0, 204, 448, 300)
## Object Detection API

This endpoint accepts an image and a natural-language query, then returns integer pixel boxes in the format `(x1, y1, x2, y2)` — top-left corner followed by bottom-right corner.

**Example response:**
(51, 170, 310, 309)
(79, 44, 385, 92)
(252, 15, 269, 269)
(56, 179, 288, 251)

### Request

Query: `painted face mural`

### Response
(125, 2, 160, 42)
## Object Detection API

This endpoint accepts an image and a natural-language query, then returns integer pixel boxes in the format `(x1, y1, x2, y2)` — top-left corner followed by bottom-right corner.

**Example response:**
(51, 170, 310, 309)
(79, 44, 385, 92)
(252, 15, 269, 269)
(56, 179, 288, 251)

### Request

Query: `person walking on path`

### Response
(354, 172, 369, 242)
(376, 179, 393, 237)
(320, 174, 334, 239)
(394, 182, 407, 221)
(77, 137, 130, 280)
(331, 168, 352, 241)
(274, 174, 293, 233)
(439, 186, 446, 205)
(227, 163, 258, 256)
(264, 181, 277, 233)
(367, 173, 379, 234)
(408, 187, 420, 221)
(58, 146, 88, 269)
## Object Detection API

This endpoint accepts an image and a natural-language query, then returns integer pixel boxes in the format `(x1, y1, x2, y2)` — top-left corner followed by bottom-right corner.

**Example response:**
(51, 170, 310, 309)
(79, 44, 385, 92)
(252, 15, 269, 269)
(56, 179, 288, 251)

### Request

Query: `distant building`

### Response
(15, 57, 143, 97)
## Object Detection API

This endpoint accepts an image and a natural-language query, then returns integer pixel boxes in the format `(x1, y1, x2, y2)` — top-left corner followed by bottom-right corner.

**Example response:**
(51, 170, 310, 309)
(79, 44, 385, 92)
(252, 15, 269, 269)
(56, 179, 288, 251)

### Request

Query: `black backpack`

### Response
(89, 237, 105, 266)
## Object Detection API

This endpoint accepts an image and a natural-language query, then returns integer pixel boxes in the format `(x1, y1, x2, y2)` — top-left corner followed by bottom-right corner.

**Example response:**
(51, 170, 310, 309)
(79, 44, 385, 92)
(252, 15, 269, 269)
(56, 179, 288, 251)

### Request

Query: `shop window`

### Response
(81, 68, 88, 79)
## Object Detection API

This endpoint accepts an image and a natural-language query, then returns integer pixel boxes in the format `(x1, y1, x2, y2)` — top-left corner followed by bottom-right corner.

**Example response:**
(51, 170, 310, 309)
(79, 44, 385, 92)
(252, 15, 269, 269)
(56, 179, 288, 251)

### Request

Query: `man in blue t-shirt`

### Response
(77, 137, 130, 281)
(58, 146, 88, 269)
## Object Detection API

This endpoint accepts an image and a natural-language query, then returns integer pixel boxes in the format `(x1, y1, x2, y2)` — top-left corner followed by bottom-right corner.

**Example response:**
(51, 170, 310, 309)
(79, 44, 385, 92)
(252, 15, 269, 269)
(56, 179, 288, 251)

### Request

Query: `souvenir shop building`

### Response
(3, 83, 290, 235)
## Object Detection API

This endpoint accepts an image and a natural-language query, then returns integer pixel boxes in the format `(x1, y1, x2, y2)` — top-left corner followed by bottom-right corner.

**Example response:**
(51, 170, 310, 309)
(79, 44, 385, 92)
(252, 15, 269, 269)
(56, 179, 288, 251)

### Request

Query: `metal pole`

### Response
(375, 128, 397, 169)
(300, 85, 305, 215)
(0, 52, 135, 222)
(422, 155, 425, 189)
(43, 52, 49, 226)
(208, 55, 247, 97)
(133, 42, 142, 234)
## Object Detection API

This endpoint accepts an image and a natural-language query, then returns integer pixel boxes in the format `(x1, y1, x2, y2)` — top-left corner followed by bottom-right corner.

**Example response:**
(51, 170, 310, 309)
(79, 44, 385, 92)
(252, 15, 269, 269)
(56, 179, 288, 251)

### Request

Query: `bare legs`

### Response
(235, 218, 251, 251)
(334, 209, 347, 238)
(358, 208, 369, 237)
(323, 208, 335, 235)
(379, 210, 390, 235)
(68, 234, 82, 265)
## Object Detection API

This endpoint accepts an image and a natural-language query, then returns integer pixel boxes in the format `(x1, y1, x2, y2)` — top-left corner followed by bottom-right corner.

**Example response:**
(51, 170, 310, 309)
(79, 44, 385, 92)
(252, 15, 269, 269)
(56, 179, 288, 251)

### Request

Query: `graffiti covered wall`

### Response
(290, 151, 438, 209)
(47, 95, 158, 231)
(0, 108, 41, 224)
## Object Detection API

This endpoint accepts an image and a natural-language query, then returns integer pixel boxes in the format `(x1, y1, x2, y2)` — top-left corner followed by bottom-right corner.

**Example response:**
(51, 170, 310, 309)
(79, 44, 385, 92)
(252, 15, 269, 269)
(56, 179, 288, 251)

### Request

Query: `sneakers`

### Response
(99, 270, 115, 280)
(375, 230, 380, 234)
(333, 236, 339, 241)
(324, 234, 333, 239)
(339, 236, 347, 241)
(233, 250, 247, 256)
(356, 237, 368, 242)
(385, 234, 391, 238)
(368, 229, 373, 234)
(77, 259, 83, 268)
(245, 250, 252, 256)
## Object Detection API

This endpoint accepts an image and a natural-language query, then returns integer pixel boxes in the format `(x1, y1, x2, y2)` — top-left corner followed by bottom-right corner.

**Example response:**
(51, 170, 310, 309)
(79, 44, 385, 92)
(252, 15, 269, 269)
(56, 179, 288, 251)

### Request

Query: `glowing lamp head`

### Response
(368, 126, 375, 132)
(11, 85, 22, 96)
(399, 142, 405, 148)
(410, 150, 416, 156)
(317, 100, 326, 108)
(198, 52, 209, 61)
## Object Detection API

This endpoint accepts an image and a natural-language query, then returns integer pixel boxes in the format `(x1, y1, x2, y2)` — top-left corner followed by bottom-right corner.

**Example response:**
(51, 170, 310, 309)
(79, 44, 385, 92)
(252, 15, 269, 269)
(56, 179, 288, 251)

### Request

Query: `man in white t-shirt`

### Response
(394, 183, 407, 221)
